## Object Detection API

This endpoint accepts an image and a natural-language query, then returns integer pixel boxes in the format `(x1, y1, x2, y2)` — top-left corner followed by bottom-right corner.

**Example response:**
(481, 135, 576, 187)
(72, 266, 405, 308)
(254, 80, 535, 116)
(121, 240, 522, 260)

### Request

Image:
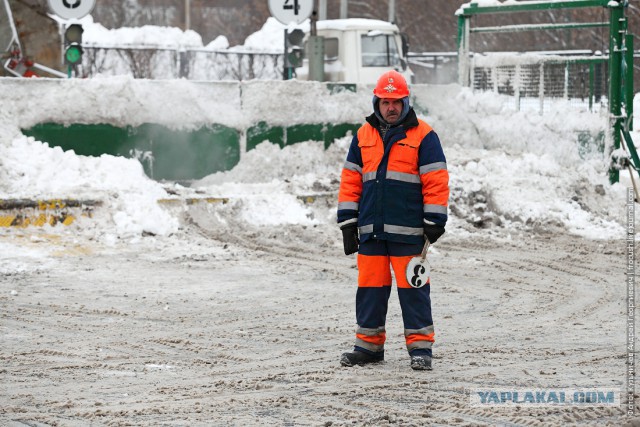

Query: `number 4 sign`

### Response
(48, 0, 95, 20)
(268, 0, 313, 25)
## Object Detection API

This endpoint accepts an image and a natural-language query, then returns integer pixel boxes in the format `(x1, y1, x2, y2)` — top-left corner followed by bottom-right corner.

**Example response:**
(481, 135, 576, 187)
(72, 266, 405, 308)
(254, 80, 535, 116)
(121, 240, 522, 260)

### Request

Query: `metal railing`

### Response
(74, 46, 616, 117)
(83, 45, 459, 83)
(470, 52, 609, 113)
(81, 45, 284, 80)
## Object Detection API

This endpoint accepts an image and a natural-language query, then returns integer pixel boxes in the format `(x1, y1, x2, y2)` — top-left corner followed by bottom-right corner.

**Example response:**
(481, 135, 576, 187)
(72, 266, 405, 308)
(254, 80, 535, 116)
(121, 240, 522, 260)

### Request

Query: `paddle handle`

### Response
(421, 240, 430, 261)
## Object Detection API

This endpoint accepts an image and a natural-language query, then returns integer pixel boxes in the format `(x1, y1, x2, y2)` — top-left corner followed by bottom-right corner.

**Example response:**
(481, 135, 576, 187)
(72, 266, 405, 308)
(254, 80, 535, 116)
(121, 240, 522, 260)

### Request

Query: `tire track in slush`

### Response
(1, 227, 631, 426)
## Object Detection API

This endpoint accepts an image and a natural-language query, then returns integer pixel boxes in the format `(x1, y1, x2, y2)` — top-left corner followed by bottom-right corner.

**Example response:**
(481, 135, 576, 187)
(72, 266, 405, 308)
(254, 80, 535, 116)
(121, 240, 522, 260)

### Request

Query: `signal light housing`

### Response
(64, 24, 84, 67)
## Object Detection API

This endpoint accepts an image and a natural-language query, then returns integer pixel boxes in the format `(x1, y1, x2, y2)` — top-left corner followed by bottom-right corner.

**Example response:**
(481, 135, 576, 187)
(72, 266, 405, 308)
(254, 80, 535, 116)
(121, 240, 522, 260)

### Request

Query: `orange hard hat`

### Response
(373, 70, 409, 99)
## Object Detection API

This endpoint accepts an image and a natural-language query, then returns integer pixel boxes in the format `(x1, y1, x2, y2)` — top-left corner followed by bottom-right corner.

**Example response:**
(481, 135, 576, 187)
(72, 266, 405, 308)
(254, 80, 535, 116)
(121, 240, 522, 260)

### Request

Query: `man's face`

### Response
(379, 98, 404, 124)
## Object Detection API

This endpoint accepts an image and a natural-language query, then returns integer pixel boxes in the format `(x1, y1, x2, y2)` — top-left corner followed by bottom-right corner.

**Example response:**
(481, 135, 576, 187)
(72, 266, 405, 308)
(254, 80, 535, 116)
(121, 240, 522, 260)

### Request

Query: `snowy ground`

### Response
(1, 78, 639, 425)
(0, 216, 633, 426)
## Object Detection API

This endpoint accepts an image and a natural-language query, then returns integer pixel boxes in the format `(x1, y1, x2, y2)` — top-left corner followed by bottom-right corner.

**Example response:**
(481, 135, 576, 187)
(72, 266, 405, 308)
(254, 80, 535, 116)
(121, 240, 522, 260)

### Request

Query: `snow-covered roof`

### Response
(316, 19, 399, 32)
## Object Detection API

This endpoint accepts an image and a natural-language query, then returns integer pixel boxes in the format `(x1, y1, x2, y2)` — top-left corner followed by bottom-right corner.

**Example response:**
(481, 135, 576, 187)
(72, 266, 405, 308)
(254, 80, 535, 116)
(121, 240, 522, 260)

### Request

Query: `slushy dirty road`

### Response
(0, 219, 633, 426)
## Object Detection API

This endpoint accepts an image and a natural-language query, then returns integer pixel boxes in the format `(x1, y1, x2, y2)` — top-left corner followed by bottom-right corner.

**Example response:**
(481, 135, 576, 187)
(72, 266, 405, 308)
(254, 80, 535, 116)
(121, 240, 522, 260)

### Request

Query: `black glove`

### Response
(424, 224, 445, 244)
(341, 224, 359, 255)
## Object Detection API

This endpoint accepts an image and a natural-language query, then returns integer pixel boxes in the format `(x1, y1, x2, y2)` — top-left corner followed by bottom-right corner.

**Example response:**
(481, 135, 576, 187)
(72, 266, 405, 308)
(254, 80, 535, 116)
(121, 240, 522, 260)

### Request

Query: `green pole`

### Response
(625, 33, 634, 131)
(457, 14, 470, 86)
(608, 4, 623, 184)
(461, 0, 610, 15)
(457, 15, 464, 52)
(623, 130, 640, 172)
(457, 14, 464, 85)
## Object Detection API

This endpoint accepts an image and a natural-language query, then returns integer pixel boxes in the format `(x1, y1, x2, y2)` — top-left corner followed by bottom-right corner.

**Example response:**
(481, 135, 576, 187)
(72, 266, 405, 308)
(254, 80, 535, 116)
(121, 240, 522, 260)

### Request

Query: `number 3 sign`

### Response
(48, 0, 95, 20)
(268, 0, 313, 25)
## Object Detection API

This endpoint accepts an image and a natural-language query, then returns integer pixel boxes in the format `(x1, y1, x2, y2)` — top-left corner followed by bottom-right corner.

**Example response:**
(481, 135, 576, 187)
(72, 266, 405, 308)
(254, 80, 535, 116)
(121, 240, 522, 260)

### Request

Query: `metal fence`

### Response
(82, 46, 284, 80)
(78, 47, 610, 115)
(470, 53, 609, 113)
(81, 47, 462, 83)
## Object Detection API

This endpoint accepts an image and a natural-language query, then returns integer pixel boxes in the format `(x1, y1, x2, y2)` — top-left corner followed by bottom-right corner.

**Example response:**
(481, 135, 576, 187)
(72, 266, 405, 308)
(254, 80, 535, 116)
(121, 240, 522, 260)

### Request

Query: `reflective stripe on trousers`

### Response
(354, 239, 435, 356)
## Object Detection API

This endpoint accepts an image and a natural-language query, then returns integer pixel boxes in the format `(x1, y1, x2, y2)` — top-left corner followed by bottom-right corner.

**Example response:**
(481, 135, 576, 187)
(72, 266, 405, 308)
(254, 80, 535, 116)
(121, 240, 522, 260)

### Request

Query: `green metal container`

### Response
(23, 123, 241, 181)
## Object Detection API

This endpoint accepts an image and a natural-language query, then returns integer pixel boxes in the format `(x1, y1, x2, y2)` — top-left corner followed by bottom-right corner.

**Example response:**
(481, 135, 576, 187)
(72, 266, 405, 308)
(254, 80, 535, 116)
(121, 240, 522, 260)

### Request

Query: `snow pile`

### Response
(416, 86, 615, 239)
(0, 239, 56, 275)
(240, 79, 370, 127)
(447, 146, 623, 239)
(193, 85, 625, 239)
(413, 85, 606, 163)
(77, 14, 278, 52)
(1, 134, 177, 238)
(84, 23, 203, 49)
(0, 79, 195, 238)
(62, 16, 231, 79)
(72, 15, 219, 49)
(204, 36, 230, 50)
(0, 77, 243, 130)
(239, 17, 294, 52)
(0, 76, 632, 241)
(196, 136, 346, 187)
(191, 137, 351, 227)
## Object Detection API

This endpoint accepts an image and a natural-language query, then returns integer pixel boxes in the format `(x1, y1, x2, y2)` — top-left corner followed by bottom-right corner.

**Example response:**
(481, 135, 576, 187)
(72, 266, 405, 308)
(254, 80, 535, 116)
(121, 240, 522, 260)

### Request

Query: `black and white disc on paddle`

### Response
(405, 240, 431, 288)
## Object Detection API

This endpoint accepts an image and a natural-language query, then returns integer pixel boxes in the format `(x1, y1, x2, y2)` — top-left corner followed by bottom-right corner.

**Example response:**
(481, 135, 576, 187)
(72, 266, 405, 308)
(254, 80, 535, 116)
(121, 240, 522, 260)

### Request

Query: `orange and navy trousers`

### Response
(354, 239, 434, 358)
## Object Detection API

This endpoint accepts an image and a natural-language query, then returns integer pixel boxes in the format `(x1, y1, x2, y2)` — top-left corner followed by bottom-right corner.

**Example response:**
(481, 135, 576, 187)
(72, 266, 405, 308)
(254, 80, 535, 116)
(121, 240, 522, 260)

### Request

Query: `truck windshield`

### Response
(360, 34, 400, 67)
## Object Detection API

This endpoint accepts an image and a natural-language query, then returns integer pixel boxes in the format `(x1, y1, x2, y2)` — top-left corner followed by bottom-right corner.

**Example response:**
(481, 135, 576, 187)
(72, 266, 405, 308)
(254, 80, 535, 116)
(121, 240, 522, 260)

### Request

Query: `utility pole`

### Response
(308, 9, 324, 81)
(388, 0, 395, 23)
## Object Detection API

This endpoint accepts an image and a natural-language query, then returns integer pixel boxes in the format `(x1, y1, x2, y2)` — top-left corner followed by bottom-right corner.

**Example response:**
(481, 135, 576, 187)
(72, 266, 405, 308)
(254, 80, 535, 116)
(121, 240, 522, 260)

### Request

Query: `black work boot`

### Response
(410, 355, 432, 371)
(340, 350, 384, 367)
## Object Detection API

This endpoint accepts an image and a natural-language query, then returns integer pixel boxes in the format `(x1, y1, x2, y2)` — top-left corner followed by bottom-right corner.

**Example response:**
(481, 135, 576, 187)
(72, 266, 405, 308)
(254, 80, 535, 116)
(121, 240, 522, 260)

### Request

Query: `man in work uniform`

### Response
(337, 70, 449, 371)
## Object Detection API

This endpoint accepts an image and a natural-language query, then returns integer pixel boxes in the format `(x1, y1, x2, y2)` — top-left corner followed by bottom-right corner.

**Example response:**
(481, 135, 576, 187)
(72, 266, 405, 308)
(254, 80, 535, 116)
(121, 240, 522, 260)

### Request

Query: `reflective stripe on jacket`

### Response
(337, 109, 449, 245)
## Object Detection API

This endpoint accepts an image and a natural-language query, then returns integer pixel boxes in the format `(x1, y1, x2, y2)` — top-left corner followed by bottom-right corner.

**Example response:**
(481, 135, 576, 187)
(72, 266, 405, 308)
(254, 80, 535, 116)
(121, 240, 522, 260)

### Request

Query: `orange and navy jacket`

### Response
(337, 108, 449, 245)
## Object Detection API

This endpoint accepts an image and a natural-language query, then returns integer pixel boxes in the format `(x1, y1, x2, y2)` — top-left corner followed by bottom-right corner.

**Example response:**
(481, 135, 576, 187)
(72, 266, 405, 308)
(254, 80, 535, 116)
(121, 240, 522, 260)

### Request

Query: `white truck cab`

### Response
(297, 18, 412, 84)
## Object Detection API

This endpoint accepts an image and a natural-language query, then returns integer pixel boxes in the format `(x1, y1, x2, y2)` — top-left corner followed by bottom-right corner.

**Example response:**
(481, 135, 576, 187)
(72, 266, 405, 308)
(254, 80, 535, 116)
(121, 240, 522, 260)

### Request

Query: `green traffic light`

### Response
(285, 29, 305, 69)
(288, 48, 303, 68)
(65, 45, 82, 65)
(288, 53, 300, 67)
